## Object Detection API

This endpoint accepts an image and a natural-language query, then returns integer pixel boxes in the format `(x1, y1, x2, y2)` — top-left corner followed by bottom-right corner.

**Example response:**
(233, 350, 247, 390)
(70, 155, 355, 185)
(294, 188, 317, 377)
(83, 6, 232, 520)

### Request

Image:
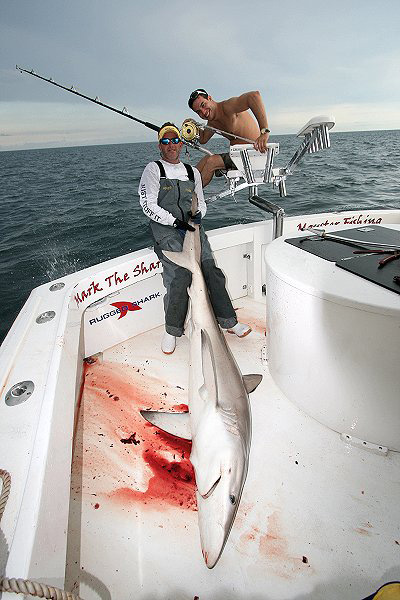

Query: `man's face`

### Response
(191, 95, 214, 120)
(159, 130, 182, 164)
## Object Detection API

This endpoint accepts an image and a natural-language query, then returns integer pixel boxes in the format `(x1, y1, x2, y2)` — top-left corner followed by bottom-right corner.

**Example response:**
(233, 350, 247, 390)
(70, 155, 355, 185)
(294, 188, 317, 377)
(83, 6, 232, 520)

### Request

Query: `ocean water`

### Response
(1, 129, 399, 344)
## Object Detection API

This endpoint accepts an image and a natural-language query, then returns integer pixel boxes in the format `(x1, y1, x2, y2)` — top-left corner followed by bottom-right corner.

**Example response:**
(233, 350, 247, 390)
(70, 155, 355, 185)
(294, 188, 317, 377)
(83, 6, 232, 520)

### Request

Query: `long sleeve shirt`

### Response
(138, 159, 207, 226)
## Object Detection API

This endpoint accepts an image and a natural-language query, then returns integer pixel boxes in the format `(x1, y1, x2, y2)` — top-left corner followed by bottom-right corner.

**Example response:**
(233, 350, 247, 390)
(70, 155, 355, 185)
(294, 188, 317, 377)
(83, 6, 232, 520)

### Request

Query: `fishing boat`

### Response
(1, 112, 399, 600)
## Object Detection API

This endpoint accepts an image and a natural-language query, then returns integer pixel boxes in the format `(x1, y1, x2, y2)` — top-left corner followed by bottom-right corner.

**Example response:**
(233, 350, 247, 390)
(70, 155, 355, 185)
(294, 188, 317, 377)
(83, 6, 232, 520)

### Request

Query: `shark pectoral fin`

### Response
(140, 410, 192, 440)
(243, 374, 263, 394)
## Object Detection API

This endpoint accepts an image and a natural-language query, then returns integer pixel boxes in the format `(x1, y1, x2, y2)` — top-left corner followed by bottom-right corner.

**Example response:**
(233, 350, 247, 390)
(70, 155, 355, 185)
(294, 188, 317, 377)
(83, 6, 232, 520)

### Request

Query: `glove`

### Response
(173, 219, 195, 238)
(188, 210, 202, 225)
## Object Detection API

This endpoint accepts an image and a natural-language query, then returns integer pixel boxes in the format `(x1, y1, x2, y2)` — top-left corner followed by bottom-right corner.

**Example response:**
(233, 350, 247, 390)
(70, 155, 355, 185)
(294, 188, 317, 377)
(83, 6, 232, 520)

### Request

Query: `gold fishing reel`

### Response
(181, 119, 201, 142)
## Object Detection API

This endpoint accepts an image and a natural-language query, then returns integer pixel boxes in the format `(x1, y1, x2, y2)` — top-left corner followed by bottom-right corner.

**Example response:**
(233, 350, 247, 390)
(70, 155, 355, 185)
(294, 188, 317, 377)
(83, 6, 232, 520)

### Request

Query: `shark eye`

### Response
(229, 494, 236, 505)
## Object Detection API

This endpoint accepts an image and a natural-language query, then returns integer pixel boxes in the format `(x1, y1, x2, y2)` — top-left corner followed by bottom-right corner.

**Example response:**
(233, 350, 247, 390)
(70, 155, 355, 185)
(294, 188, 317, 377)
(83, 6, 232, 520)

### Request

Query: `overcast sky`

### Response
(1, 0, 400, 151)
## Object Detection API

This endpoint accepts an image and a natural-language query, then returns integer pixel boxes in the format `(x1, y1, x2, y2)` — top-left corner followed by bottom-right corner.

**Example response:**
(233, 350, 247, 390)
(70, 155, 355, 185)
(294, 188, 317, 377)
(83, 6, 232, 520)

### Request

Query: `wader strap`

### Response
(183, 163, 195, 182)
(155, 160, 166, 178)
(155, 161, 195, 182)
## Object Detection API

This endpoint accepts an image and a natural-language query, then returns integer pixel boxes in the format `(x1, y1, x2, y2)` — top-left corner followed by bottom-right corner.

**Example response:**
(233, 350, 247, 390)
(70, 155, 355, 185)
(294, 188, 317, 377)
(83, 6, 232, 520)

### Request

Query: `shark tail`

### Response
(163, 218, 201, 274)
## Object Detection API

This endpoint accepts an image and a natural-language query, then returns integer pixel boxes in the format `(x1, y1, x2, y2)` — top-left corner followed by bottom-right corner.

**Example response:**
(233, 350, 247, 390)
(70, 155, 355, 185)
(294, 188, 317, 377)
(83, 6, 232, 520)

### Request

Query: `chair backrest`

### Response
(229, 143, 280, 183)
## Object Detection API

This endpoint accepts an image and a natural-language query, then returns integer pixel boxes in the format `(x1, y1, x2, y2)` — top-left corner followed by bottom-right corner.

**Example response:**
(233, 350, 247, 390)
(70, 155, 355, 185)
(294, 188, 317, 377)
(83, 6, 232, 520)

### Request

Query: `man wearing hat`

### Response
(138, 122, 251, 354)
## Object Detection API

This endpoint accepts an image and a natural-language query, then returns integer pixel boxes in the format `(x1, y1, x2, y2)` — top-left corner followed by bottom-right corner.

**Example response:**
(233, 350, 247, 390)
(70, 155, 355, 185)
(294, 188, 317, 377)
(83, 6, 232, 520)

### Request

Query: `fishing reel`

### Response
(181, 119, 203, 142)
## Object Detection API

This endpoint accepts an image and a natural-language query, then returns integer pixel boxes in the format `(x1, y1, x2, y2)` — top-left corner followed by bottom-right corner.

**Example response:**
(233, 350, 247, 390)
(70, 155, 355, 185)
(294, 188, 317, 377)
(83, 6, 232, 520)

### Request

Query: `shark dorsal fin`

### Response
(243, 374, 263, 394)
(140, 410, 191, 440)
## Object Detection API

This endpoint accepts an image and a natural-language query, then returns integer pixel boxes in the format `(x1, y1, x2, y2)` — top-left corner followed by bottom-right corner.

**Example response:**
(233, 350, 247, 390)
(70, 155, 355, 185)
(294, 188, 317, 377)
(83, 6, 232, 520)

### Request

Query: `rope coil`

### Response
(0, 469, 83, 599)
(0, 469, 11, 522)
(0, 577, 83, 599)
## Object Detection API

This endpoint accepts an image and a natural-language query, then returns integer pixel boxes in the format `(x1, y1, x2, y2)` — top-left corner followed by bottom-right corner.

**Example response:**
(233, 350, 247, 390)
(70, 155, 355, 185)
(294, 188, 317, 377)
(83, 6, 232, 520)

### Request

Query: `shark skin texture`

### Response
(141, 197, 262, 568)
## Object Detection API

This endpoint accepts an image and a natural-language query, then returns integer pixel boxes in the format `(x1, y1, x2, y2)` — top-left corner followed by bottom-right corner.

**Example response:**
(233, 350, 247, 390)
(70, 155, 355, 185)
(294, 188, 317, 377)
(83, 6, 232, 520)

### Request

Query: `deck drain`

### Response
(36, 311, 56, 324)
(5, 381, 35, 406)
(49, 282, 65, 291)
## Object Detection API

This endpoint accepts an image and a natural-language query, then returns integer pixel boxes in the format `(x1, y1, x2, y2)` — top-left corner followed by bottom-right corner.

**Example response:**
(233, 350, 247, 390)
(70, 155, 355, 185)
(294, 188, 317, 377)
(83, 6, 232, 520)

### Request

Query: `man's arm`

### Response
(223, 91, 269, 152)
(138, 163, 176, 226)
(198, 127, 215, 145)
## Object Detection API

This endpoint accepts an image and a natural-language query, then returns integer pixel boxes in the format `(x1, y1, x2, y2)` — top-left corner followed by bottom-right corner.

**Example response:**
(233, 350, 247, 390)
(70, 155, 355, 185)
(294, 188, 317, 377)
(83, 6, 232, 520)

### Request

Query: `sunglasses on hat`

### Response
(188, 88, 208, 109)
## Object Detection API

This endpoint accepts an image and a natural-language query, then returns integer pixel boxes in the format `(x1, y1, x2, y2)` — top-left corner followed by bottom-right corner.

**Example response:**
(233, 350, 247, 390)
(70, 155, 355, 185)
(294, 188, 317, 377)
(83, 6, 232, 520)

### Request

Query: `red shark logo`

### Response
(111, 301, 142, 320)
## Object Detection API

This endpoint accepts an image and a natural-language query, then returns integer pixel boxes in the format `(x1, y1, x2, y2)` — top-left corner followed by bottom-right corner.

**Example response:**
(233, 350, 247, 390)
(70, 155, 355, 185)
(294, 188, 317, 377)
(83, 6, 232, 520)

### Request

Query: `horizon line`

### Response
(1, 127, 399, 153)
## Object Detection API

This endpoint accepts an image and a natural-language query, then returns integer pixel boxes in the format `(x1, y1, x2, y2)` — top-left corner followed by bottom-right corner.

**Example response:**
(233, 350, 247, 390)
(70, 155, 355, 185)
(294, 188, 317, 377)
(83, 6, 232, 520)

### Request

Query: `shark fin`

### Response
(199, 329, 218, 407)
(140, 410, 192, 440)
(243, 374, 263, 394)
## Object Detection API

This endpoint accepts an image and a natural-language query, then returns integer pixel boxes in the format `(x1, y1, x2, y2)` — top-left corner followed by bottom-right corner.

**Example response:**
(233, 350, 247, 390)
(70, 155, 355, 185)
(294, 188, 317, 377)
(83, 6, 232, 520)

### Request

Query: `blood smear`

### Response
(72, 360, 196, 512)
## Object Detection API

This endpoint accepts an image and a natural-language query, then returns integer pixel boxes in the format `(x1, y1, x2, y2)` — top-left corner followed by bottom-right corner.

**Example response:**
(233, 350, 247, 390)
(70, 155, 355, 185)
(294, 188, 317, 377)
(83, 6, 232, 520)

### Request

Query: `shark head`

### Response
(192, 438, 249, 569)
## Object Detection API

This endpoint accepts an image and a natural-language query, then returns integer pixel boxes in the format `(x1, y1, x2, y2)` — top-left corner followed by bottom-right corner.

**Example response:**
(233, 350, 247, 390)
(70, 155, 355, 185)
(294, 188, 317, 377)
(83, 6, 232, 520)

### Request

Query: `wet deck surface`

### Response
(66, 297, 400, 600)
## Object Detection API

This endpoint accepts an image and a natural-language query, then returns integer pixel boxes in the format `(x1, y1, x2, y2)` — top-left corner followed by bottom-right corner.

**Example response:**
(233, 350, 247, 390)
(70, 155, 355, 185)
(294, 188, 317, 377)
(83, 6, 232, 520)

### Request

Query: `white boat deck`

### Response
(65, 297, 400, 600)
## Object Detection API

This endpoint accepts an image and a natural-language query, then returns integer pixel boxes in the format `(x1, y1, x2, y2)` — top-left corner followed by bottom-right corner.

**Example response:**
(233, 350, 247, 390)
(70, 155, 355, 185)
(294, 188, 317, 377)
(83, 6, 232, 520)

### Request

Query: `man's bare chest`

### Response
(210, 113, 240, 132)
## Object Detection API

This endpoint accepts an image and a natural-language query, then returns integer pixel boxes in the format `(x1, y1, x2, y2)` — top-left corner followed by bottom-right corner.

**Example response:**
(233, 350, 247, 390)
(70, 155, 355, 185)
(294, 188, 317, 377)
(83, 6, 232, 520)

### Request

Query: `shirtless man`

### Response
(186, 88, 270, 186)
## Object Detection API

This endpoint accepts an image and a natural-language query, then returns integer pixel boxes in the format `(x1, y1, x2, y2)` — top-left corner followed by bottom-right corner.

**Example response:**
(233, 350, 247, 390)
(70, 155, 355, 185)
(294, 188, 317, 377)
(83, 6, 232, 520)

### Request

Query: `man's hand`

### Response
(254, 132, 269, 153)
(173, 219, 195, 238)
(188, 210, 202, 224)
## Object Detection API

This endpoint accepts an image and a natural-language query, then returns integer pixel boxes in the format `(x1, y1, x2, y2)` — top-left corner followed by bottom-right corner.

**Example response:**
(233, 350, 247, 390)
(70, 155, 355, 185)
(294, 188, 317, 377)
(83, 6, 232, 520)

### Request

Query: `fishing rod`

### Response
(17, 66, 254, 148)
(15, 65, 210, 157)
(17, 65, 215, 157)
(201, 123, 255, 144)
(16, 67, 252, 150)
(181, 119, 255, 145)
(16, 65, 161, 132)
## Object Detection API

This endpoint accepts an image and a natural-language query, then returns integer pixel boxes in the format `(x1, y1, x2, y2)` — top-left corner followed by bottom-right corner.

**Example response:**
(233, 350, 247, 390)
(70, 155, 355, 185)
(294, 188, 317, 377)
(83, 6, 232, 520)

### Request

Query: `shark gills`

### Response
(141, 194, 262, 568)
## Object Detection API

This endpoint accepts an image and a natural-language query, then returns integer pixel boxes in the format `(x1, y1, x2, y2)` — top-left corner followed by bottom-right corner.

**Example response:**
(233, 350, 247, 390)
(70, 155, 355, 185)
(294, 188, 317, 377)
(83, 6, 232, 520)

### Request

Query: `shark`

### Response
(141, 198, 262, 568)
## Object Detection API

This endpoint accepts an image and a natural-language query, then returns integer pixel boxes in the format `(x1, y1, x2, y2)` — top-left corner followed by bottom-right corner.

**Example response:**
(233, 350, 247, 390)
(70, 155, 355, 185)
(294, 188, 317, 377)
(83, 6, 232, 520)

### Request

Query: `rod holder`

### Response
(249, 194, 285, 239)
(240, 149, 256, 184)
(263, 147, 275, 183)
(279, 179, 287, 197)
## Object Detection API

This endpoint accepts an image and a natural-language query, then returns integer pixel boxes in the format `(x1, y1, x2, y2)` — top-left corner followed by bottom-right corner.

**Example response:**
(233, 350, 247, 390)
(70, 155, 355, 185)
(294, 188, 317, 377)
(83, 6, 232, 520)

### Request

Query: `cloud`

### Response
(1, 0, 400, 150)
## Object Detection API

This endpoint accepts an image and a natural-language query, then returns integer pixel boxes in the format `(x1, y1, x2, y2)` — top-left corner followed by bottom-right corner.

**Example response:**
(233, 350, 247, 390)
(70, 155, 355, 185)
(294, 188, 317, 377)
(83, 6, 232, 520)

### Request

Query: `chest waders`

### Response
(150, 161, 195, 243)
(150, 162, 237, 337)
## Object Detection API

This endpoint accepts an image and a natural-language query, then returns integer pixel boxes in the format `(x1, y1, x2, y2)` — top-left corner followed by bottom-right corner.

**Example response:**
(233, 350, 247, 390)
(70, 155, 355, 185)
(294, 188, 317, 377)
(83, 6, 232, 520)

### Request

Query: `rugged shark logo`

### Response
(111, 301, 142, 319)
(88, 292, 161, 325)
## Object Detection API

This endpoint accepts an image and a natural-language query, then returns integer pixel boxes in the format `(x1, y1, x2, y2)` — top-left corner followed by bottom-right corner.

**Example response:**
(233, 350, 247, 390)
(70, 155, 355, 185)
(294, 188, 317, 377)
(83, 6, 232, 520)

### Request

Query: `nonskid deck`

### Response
(65, 297, 400, 599)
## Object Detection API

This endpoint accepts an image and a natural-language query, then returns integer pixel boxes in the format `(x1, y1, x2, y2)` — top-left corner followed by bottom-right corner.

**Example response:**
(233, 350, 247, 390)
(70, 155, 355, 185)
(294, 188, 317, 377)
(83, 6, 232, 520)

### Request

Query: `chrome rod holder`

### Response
(263, 147, 275, 183)
(249, 194, 285, 239)
(240, 149, 256, 184)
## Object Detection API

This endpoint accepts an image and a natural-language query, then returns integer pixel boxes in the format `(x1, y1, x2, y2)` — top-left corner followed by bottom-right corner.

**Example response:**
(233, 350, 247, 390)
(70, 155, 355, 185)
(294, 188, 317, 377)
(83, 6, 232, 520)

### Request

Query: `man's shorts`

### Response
(220, 152, 236, 171)
(215, 152, 236, 177)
